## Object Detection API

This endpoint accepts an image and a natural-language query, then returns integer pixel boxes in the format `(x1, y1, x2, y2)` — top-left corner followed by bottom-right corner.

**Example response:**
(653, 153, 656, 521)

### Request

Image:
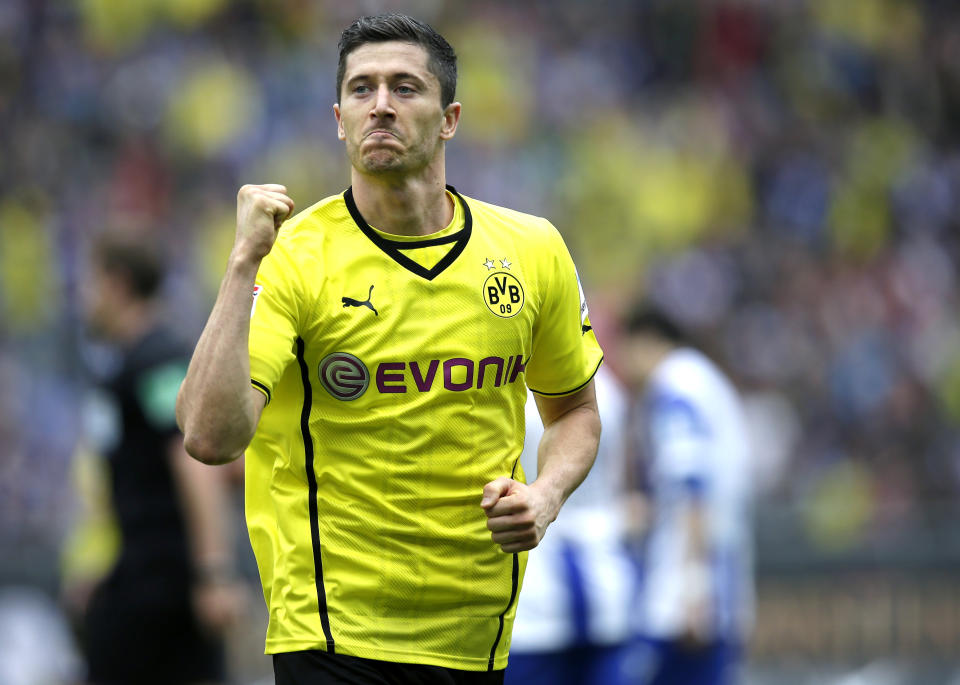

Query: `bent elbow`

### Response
(183, 432, 242, 466)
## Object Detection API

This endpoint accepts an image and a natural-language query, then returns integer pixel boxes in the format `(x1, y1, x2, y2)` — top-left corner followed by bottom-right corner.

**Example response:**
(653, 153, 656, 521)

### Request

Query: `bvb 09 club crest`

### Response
(483, 272, 524, 318)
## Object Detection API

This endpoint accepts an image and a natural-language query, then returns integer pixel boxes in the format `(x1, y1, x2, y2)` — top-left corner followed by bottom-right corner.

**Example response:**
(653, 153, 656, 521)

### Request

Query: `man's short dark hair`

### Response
(93, 233, 166, 301)
(623, 302, 688, 346)
(336, 13, 458, 107)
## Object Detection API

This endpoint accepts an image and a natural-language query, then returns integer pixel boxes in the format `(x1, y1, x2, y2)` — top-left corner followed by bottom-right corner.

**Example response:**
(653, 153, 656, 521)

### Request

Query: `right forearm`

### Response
(178, 183, 294, 463)
(178, 253, 261, 463)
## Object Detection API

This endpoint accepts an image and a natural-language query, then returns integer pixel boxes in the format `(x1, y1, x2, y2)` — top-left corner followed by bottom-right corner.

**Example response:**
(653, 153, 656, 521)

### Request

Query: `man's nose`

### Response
(371, 84, 395, 118)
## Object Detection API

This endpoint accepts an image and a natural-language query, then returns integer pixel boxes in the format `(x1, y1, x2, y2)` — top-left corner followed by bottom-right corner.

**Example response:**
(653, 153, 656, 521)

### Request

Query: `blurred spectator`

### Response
(618, 304, 754, 685)
(507, 366, 637, 685)
(61, 233, 246, 684)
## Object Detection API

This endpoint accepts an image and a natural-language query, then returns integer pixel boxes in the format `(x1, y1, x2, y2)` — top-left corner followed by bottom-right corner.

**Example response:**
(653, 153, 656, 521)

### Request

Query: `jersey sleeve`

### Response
(525, 224, 604, 396)
(249, 241, 303, 402)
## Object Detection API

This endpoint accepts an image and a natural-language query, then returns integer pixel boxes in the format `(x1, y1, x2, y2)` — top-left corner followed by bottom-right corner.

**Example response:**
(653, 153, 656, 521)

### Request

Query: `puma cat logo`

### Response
(342, 285, 378, 316)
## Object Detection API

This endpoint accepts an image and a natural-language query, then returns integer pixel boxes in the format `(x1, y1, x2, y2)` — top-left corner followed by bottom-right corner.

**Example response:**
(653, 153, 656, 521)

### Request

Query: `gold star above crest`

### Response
(500, 258, 512, 270)
(483, 258, 496, 270)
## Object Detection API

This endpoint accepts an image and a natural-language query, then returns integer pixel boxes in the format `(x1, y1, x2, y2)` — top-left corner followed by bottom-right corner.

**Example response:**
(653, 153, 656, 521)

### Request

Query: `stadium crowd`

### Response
(1, 0, 959, 670)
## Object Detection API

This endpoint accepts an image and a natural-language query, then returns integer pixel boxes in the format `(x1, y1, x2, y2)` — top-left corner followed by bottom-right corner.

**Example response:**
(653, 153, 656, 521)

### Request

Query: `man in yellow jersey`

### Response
(176, 13, 603, 685)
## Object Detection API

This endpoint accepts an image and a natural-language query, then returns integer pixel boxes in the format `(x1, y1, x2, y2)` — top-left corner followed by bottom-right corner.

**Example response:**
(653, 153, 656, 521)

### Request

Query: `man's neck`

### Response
(350, 165, 454, 237)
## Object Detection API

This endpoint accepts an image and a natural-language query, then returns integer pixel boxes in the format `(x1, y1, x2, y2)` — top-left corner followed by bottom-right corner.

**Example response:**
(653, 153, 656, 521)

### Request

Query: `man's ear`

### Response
(440, 102, 461, 141)
(333, 103, 345, 141)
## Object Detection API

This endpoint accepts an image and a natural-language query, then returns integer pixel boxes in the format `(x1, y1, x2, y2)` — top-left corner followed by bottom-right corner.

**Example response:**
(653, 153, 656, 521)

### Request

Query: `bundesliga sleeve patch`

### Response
(575, 267, 593, 334)
(576, 268, 589, 324)
(251, 285, 263, 317)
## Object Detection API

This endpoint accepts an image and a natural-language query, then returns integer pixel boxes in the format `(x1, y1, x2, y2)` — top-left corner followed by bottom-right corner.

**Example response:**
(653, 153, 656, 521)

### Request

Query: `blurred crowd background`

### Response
(2, 0, 960, 682)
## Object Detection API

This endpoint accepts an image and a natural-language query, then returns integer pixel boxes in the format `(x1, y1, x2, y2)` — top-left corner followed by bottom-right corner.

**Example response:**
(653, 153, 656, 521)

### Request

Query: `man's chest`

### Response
(299, 241, 539, 401)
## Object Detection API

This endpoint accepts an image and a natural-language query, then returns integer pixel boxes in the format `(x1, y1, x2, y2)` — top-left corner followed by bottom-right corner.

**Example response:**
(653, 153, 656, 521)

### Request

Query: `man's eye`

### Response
(396, 86, 415, 95)
(354, 85, 370, 94)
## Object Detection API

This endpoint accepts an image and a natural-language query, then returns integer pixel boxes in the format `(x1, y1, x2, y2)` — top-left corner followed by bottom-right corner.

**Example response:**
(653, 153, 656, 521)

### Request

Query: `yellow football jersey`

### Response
(246, 186, 603, 671)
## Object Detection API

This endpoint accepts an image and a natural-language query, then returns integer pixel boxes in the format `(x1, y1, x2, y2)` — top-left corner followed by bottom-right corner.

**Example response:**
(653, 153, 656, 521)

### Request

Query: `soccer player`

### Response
(175, 13, 603, 685)
(74, 234, 245, 685)
(618, 305, 754, 685)
(506, 364, 637, 685)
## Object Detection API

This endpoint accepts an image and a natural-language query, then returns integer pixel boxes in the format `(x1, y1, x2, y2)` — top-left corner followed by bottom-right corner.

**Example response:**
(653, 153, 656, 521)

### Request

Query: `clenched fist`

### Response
(481, 477, 554, 553)
(234, 184, 295, 262)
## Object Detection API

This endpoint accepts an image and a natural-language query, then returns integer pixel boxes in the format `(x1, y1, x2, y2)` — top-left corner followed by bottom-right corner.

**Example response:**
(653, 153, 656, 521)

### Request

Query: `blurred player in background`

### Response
(64, 233, 245, 685)
(618, 304, 754, 685)
(506, 364, 637, 685)
(176, 13, 602, 685)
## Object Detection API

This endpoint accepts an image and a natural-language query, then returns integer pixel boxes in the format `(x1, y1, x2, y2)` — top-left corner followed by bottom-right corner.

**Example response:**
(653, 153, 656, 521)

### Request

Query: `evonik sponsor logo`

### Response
(375, 354, 527, 394)
(316, 352, 528, 400)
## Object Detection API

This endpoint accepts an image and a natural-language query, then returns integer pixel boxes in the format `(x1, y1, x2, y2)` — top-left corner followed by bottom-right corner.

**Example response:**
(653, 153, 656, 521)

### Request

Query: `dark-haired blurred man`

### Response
(176, 12, 603, 685)
(69, 234, 245, 685)
(618, 305, 754, 685)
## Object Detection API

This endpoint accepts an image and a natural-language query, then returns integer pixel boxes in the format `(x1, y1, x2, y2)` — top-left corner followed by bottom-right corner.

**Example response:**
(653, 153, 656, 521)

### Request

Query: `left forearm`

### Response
(531, 390, 602, 522)
(481, 381, 601, 553)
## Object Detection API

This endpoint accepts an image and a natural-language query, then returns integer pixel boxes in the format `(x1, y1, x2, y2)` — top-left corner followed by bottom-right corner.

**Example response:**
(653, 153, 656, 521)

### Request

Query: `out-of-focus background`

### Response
(1, 0, 959, 683)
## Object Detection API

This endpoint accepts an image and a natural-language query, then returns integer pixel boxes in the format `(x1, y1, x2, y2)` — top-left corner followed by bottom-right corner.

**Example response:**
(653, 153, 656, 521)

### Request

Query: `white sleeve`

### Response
(647, 392, 712, 488)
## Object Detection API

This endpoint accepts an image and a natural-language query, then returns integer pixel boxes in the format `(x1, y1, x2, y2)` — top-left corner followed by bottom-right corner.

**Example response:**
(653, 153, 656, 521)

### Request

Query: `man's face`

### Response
(618, 332, 669, 390)
(334, 41, 460, 177)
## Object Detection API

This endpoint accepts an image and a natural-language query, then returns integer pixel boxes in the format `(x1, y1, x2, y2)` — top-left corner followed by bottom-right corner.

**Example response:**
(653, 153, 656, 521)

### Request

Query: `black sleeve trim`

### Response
(527, 356, 603, 397)
(251, 379, 272, 404)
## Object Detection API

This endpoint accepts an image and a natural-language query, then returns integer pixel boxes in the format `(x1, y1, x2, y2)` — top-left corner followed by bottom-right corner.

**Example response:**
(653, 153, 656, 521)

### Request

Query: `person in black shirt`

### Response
(69, 233, 246, 685)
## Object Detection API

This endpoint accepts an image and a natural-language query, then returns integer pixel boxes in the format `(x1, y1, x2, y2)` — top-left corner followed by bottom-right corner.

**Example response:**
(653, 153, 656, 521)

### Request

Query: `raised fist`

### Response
(234, 184, 295, 261)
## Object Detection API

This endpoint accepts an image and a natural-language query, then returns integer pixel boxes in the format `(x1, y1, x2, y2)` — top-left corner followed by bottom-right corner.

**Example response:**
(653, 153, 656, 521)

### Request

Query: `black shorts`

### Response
(273, 649, 505, 685)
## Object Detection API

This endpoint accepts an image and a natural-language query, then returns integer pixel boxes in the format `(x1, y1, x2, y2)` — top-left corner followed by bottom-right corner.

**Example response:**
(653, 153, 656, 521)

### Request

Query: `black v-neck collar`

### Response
(343, 185, 472, 281)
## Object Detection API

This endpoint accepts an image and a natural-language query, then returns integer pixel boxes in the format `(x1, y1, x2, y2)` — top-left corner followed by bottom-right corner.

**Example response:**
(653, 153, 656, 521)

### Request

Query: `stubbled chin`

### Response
(360, 150, 404, 173)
